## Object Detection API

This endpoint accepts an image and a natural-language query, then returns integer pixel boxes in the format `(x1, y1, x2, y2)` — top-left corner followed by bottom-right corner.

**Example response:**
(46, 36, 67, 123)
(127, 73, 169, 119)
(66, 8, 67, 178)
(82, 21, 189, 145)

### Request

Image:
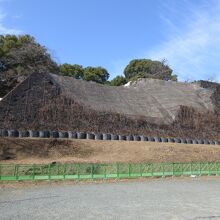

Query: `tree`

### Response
(60, 64, 84, 79)
(0, 34, 58, 97)
(83, 66, 109, 84)
(124, 59, 177, 81)
(110, 75, 127, 86)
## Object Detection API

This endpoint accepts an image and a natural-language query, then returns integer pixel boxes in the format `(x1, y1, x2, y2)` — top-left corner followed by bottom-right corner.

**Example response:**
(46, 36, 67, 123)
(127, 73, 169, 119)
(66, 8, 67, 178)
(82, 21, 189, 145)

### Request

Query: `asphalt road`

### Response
(1, 178, 220, 220)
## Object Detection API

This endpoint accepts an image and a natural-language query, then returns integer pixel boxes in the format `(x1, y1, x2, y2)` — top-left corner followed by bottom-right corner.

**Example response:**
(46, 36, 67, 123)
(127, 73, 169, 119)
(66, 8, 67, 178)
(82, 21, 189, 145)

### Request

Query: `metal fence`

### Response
(0, 162, 220, 181)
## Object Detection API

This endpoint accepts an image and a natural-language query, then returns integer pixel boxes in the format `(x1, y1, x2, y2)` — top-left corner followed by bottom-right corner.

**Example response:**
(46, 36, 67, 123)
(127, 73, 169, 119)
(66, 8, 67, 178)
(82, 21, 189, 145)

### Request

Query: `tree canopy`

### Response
(124, 59, 177, 81)
(60, 64, 84, 79)
(0, 34, 179, 97)
(83, 66, 109, 83)
(0, 34, 58, 97)
(60, 64, 110, 84)
(110, 75, 127, 86)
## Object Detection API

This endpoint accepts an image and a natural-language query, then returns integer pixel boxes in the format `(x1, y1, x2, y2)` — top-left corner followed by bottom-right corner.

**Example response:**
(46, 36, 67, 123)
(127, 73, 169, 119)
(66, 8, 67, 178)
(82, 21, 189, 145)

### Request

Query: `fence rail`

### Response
(0, 162, 220, 181)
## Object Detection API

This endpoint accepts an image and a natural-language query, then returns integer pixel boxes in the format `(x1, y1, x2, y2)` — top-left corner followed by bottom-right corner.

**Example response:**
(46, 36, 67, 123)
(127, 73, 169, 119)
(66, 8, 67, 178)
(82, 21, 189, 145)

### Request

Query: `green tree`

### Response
(0, 34, 58, 97)
(60, 64, 84, 79)
(83, 66, 109, 83)
(110, 75, 127, 86)
(124, 59, 177, 81)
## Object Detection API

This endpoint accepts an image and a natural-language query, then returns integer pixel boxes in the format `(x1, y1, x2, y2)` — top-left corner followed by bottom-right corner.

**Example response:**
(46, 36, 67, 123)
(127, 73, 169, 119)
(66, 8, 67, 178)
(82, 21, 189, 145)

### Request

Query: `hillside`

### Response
(0, 72, 220, 140)
(1, 138, 220, 164)
(52, 74, 215, 124)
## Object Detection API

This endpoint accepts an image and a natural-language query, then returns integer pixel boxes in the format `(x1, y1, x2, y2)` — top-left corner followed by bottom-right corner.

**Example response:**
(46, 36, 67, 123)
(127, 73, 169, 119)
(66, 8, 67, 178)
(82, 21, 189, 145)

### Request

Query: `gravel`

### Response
(1, 178, 220, 220)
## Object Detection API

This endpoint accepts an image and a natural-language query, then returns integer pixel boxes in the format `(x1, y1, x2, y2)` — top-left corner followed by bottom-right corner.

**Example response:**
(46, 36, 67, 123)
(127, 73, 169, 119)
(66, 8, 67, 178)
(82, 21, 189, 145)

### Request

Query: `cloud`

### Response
(147, 0, 220, 82)
(0, 8, 21, 34)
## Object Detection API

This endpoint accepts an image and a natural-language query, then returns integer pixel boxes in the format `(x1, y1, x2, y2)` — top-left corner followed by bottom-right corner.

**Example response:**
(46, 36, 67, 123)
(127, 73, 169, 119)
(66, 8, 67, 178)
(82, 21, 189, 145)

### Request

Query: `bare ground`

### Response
(1, 138, 220, 164)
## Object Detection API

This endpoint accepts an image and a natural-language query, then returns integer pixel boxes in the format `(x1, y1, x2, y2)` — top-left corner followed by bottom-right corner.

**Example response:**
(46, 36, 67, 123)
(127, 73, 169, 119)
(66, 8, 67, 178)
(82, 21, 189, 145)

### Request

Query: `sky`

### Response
(0, 0, 220, 82)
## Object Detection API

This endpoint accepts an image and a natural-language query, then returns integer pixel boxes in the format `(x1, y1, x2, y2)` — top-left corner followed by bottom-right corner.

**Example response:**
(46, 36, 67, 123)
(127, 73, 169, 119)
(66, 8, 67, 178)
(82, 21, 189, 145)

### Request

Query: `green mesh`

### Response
(1, 162, 220, 181)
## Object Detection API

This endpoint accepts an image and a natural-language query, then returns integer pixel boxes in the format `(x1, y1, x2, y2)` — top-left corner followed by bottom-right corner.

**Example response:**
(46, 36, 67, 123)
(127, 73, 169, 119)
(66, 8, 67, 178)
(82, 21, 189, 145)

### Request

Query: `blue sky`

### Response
(0, 0, 220, 82)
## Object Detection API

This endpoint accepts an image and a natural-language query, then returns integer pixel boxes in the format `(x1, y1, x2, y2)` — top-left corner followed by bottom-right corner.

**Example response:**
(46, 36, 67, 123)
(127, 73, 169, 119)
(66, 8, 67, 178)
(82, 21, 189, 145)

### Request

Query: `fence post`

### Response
(48, 164, 51, 180)
(104, 165, 107, 178)
(16, 165, 19, 180)
(151, 164, 154, 177)
(218, 163, 220, 176)
(63, 164, 66, 180)
(91, 164, 94, 179)
(116, 163, 119, 178)
(13, 164, 18, 180)
(77, 164, 80, 180)
(172, 163, 174, 177)
(208, 162, 210, 176)
(218, 162, 220, 175)
(162, 163, 165, 177)
(139, 164, 142, 177)
(199, 162, 201, 176)
(32, 164, 35, 180)
(190, 162, 192, 175)
(128, 163, 131, 177)
(57, 164, 60, 176)
(181, 163, 183, 176)
(13, 165, 16, 177)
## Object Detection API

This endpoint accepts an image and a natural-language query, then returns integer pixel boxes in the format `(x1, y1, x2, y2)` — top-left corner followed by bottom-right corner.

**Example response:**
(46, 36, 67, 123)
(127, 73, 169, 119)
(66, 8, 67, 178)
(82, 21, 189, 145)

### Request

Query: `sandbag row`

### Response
(0, 129, 219, 145)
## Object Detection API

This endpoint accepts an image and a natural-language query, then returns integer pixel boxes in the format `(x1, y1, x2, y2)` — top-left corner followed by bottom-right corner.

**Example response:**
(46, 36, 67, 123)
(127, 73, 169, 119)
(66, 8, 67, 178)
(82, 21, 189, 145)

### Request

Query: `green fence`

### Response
(0, 162, 220, 181)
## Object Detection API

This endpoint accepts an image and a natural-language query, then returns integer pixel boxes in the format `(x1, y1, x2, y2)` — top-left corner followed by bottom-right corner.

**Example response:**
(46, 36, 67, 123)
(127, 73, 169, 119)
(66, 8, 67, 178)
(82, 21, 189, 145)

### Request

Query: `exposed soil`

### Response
(1, 138, 220, 164)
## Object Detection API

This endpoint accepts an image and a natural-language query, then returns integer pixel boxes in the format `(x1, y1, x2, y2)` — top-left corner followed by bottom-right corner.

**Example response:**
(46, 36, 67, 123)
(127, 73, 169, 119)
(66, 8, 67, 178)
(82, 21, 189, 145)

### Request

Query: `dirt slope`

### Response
(1, 138, 220, 164)
(1, 73, 220, 140)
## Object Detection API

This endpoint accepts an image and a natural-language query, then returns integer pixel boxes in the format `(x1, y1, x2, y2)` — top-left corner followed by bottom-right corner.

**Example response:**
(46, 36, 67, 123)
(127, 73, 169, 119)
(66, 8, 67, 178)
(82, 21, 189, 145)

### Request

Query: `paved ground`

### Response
(1, 178, 220, 220)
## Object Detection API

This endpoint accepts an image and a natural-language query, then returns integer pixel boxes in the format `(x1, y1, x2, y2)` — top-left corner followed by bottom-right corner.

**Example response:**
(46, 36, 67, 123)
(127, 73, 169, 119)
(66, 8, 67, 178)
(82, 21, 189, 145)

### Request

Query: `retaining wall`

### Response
(0, 129, 219, 145)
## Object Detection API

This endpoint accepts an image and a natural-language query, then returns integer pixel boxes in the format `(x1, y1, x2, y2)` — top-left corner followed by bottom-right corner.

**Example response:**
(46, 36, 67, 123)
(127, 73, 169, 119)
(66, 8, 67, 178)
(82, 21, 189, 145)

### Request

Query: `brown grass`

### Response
(1, 138, 220, 164)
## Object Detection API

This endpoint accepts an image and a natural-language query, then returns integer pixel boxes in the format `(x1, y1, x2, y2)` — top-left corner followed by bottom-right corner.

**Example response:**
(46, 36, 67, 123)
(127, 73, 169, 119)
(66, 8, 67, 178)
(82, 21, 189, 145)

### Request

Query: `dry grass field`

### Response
(1, 138, 220, 164)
